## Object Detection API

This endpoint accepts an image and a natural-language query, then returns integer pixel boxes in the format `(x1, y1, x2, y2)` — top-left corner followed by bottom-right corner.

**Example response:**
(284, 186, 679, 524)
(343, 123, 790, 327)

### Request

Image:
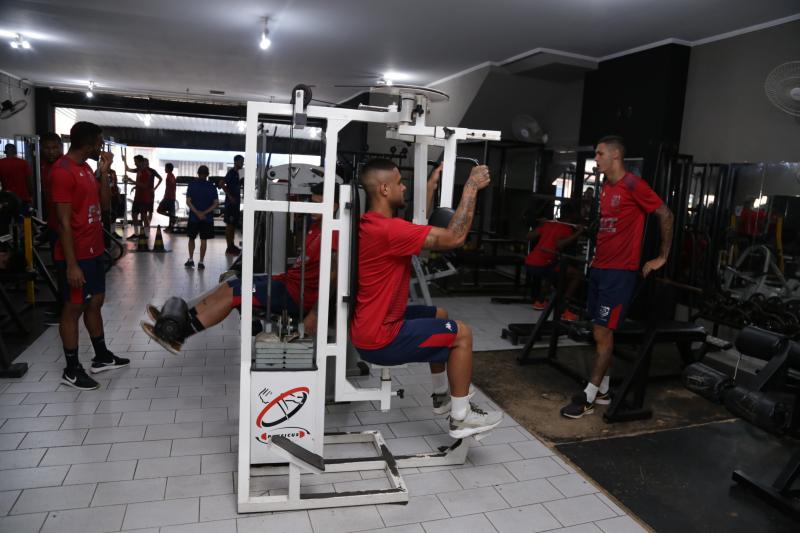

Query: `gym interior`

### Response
(0, 2, 799, 532)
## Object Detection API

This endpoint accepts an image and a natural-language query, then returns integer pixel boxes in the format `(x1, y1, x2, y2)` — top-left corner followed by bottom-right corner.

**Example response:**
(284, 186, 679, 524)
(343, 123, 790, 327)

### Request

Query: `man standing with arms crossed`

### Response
(561, 136, 673, 418)
(52, 122, 129, 390)
(352, 159, 502, 439)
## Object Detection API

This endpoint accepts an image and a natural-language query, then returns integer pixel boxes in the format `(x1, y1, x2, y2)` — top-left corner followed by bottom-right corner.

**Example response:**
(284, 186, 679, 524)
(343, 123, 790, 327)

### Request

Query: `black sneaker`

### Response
(226, 245, 241, 255)
(561, 392, 594, 419)
(184, 259, 195, 268)
(145, 303, 160, 322)
(571, 390, 611, 405)
(62, 366, 100, 390)
(431, 391, 451, 415)
(197, 262, 205, 270)
(90, 353, 130, 374)
(141, 321, 182, 355)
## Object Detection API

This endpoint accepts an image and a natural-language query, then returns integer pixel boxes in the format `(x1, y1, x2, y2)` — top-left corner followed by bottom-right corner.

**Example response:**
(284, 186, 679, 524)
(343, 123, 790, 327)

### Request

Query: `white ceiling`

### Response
(1, 0, 798, 104)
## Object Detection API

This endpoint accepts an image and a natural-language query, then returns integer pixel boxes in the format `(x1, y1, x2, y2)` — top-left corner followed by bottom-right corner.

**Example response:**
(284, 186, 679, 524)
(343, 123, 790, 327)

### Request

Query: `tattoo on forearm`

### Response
(658, 207, 673, 259)
(447, 183, 478, 240)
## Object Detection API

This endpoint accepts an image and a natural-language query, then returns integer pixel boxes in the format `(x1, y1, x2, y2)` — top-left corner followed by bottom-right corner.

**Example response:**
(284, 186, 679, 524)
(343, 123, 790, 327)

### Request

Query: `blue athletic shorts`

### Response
(586, 268, 638, 330)
(356, 305, 458, 366)
(56, 256, 106, 305)
(228, 275, 300, 316)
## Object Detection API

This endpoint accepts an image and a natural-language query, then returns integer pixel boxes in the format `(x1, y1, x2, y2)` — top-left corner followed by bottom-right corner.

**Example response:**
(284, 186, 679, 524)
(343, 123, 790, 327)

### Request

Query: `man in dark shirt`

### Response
(218, 154, 243, 255)
(185, 165, 218, 270)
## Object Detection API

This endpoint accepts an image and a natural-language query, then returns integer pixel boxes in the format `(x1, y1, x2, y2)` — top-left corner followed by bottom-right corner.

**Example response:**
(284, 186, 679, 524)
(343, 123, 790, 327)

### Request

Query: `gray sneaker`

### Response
(431, 391, 451, 415)
(432, 384, 477, 415)
(448, 402, 503, 439)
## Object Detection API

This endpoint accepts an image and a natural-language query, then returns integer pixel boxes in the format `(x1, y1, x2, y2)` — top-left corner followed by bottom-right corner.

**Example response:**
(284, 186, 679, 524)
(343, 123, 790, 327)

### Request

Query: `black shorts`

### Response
(158, 199, 177, 216)
(132, 201, 153, 215)
(223, 203, 240, 225)
(56, 256, 106, 305)
(187, 220, 214, 239)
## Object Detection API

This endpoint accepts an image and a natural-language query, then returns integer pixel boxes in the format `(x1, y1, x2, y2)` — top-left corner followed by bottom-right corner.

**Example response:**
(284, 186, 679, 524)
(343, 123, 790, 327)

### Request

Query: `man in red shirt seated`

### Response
(525, 201, 585, 320)
(0, 142, 33, 207)
(351, 159, 502, 440)
(52, 122, 130, 391)
(140, 183, 338, 354)
(156, 162, 178, 231)
(560, 136, 673, 419)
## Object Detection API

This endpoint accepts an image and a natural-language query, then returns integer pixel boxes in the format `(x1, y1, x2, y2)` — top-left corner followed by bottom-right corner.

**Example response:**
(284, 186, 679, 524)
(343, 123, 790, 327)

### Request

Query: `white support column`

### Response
(439, 135, 459, 208)
(413, 142, 429, 224)
(237, 102, 261, 508)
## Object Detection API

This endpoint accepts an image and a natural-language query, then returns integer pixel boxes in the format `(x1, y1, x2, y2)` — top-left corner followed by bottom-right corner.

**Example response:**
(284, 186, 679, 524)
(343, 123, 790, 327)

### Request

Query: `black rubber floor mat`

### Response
(557, 420, 799, 532)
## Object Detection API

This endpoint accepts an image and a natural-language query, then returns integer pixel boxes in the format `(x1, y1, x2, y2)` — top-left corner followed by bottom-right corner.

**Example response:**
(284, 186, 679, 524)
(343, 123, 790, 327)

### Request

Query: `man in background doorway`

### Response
(157, 162, 178, 232)
(185, 165, 218, 270)
(219, 154, 243, 255)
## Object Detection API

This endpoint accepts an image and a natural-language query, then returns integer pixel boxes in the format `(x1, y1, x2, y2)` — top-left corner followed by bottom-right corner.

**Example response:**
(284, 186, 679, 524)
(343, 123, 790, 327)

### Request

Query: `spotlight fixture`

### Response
(86, 81, 95, 98)
(9, 33, 31, 50)
(259, 17, 271, 50)
(236, 120, 246, 132)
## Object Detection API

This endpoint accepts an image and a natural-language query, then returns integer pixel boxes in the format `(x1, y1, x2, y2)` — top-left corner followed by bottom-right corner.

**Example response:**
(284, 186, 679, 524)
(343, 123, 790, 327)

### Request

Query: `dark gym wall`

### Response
(680, 19, 800, 163)
(579, 44, 691, 158)
(460, 67, 585, 153)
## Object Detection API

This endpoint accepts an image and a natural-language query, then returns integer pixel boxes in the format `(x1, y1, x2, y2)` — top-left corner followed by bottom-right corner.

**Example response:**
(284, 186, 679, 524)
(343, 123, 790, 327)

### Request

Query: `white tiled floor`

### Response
(0, 233, 647, 533)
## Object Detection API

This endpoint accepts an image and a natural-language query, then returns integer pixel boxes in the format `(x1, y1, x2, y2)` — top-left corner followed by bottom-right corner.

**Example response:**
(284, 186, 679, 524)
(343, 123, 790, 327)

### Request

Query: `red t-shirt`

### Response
(350, 212, 431, 350)
(525, 221, 574, 267)
(134, 169, 154, 202)
(592, 172, 664, 270)
(163, 172, 177, 200)
(0, 156, 32, 203)
(273, 220, 339, 313)
(50, 156, 104, 261)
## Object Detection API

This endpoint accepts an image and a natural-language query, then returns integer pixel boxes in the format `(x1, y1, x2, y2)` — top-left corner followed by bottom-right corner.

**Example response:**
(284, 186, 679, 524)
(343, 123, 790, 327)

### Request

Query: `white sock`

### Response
(431, 371, 448, 394)
(584, 383, 599, 403)
(450, 394, 470, 420)
(599, 375, 610, 394)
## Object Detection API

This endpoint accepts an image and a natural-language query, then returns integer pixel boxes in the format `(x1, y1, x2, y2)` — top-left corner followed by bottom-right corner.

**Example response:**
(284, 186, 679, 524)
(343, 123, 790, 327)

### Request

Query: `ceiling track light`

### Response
(86, 81, 95, 98)
(259, 17, 271, 50)
(10, 33, 31, 50)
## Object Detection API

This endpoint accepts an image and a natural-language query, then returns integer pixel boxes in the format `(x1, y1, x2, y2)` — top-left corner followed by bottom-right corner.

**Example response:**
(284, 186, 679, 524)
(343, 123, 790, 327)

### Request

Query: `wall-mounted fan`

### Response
(511, 114, 549, 144)
(765, 61, 800, 117)
(0, 99, 28, 120)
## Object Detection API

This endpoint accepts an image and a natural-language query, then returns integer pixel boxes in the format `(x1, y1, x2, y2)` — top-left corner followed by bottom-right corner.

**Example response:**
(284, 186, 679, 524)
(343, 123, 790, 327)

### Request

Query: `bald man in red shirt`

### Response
(561, 136, 674, 419)
(352, 159, 503, 439)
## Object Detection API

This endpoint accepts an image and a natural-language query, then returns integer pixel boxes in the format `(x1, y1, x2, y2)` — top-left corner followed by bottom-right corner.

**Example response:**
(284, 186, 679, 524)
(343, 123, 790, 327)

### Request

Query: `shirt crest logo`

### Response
(610, 194, 621, 208)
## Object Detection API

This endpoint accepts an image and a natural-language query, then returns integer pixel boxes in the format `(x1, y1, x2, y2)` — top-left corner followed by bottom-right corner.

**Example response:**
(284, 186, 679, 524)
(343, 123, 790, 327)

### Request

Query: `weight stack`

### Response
(723, 386, 793, 435)
(682, 362, 733, 403)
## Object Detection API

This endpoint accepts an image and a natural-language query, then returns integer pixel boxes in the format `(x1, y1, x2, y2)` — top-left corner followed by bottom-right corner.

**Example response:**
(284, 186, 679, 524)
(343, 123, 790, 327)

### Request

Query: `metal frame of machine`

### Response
(237, 85, 500, 512)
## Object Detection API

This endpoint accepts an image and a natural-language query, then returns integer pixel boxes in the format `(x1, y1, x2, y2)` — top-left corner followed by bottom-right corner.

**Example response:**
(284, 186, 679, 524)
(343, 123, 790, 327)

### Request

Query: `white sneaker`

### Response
(448, 402, 503, 439)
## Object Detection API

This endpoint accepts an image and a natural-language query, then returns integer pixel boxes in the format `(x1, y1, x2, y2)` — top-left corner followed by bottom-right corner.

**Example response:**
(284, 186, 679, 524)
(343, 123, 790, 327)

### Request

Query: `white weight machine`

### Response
(237, 84, 500, 512)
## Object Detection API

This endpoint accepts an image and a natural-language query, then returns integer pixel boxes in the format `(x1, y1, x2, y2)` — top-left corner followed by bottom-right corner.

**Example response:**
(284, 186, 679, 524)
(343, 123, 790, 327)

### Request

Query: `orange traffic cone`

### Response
(152, 225, 169, 253)
(136, 229, 149, 252)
